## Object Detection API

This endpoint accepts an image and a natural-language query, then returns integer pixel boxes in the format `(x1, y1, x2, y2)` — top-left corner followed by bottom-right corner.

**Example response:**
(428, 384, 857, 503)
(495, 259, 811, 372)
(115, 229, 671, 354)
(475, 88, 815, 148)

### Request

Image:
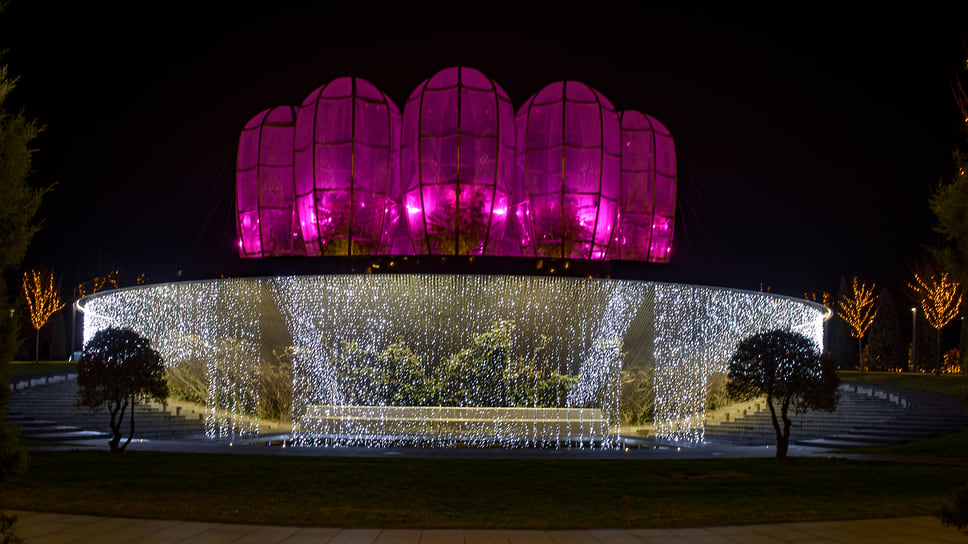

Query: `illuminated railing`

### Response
(298, 405, 609, 446)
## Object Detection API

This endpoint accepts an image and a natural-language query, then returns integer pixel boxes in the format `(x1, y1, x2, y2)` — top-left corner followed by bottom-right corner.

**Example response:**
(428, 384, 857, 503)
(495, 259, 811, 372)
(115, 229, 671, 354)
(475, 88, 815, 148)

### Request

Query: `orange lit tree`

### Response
(909, 272, 963, 372)
(804, 291, 832, 308)
(22, 266, 65, 363)
(70, 270, 119, 354)
(836, 277, 878, 370)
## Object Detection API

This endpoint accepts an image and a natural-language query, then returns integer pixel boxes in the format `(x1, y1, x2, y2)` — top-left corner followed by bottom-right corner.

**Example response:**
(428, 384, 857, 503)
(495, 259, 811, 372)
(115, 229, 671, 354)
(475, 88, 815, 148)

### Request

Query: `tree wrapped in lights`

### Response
(836, 276, 877, 370)
(75, 270, 119, 299)
(22, 266, 65, 363)
(727, 330, 839, 460)
(71, 270, 120, 354)
(909, 272, 963, 372)
(804, 291, 832, 308)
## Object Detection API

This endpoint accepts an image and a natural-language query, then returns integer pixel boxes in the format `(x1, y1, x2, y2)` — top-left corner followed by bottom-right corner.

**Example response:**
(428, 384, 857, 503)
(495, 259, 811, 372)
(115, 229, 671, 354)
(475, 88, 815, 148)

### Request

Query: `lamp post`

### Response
(911, 307, 917, 372)
(70, 284, 80, 359)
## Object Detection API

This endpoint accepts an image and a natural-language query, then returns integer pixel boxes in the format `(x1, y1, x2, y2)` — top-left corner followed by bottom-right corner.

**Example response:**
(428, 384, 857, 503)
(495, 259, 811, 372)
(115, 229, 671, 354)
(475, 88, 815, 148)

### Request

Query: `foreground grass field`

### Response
(4, 366, 966, 527)
(2, 451, 967, 528)
(848, 426, 968, 458)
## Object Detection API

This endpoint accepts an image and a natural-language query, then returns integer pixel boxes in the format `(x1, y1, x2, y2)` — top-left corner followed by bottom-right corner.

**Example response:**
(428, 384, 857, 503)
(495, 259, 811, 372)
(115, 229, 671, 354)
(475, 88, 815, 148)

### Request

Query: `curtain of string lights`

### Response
(78, 276, 826, 446)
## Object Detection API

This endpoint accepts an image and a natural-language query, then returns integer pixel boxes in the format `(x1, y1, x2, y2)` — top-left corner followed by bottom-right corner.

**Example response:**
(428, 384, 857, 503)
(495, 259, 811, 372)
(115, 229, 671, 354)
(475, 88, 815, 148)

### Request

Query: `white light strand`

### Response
(651, 283, 825, 441)
(79, 277, 826, 446)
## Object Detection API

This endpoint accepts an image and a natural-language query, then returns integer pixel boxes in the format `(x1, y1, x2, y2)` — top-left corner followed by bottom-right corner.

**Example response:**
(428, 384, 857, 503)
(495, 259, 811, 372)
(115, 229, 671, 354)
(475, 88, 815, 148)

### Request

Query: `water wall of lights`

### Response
(78, 277, 825, 446)
(236, 67, 677, 262)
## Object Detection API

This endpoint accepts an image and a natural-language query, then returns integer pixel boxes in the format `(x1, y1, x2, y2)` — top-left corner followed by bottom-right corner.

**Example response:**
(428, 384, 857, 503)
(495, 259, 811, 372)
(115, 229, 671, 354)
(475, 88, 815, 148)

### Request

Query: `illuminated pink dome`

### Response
(294, 77, 401, 256)
(608, 110, 677, 262)
(237, 106, 299, 258)
(400, 66, 515, 256)
(514, 81, 620, 260)
(234, 68, 676, 263)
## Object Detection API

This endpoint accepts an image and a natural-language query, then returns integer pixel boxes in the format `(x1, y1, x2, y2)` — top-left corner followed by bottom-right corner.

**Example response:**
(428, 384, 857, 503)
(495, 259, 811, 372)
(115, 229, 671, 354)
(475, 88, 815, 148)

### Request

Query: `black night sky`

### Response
(2, 5, 967, 300)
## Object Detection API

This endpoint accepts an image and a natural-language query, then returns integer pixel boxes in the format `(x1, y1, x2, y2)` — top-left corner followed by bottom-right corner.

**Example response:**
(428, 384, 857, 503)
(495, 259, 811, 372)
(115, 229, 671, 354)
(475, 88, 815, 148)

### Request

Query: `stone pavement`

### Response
(4, 510, 965, 543)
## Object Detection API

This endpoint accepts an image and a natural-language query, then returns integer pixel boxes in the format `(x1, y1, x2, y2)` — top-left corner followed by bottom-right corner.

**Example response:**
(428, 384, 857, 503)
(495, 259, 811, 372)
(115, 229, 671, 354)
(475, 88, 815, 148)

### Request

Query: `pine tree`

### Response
(0, 35, 50, 487)
(930, 43, 968, 283)
(0, 66, 48, 273)
(915, 311, 938, 372)
(49, 312, 66, 361)
(867, 288, 907, 371)
(959, 317, 968, 372)
(829, 276, 858, 369)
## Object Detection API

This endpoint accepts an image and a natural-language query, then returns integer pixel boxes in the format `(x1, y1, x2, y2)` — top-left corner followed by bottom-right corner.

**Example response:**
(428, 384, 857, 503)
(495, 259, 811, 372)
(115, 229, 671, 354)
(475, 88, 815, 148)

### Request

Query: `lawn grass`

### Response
(14, 437, 70, 448)
(844, 426, 968, 458)
(8, 361, 76, 376)
(839, 370, 968, 397)
(2, 451, 967, 528)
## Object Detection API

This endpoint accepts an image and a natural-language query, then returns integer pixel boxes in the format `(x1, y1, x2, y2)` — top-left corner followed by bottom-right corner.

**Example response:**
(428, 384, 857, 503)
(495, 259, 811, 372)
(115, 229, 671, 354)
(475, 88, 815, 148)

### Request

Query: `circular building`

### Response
(79, 276, 825, 445)
(79, 67, 828, 448)
(294, 77, 401, 256)
(400, 67, 515, 256)
(514, 81, 620, 260)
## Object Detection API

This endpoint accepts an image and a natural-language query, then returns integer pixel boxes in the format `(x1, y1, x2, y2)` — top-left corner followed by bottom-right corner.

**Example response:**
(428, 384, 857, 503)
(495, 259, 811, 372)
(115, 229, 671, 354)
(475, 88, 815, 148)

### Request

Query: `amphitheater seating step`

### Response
(5, 376, 207, 441)
(704, 381, 967, 449)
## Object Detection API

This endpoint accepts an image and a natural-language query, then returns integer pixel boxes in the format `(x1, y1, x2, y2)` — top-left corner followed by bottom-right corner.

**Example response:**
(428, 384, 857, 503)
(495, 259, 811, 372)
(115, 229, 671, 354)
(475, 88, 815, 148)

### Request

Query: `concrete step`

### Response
(704, 383, 966, 448)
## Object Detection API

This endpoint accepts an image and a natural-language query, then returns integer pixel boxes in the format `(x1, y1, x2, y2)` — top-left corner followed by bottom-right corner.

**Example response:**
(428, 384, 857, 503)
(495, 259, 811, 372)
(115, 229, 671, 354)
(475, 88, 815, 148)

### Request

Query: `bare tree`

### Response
(909, 272, 963, 372)
(22, 266, 65, 363)
(836, 276, 878, 370)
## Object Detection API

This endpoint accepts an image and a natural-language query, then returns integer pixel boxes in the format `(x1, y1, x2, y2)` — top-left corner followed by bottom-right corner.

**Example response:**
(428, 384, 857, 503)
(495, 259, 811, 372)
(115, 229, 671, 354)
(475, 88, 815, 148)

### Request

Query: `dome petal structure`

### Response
(610, 110, 677, 262)
(400, 66, 515, 256)
(647, 115, 676, 262)
(294, 77, 401, 256)
(236, 106, 301, 258)
(236, 69, 674, 264)
(514, 81, 620, 259)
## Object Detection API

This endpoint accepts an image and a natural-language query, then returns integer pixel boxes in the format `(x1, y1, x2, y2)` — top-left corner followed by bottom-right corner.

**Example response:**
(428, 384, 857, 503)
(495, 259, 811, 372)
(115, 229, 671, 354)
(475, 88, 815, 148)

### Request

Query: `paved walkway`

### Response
(5, 510, 965, 543)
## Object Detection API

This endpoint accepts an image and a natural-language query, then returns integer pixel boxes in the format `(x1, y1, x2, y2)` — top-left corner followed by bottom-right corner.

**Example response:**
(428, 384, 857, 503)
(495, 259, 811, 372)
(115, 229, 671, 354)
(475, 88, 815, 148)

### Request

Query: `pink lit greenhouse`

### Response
(78, 67, 828, 449)
(234, 67, 676, 263)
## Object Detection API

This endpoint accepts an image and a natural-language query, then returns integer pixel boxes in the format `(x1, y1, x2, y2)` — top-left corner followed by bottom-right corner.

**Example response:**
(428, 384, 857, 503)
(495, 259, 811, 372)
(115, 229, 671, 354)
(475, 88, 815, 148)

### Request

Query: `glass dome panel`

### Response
(400, 67, 514, 256)
(608, 110, 677, 262)
(236, 106, 299, 258)
(515, 81, 620, 259)
(236, 68, 674, 264)
(295, 77, 401, 256)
